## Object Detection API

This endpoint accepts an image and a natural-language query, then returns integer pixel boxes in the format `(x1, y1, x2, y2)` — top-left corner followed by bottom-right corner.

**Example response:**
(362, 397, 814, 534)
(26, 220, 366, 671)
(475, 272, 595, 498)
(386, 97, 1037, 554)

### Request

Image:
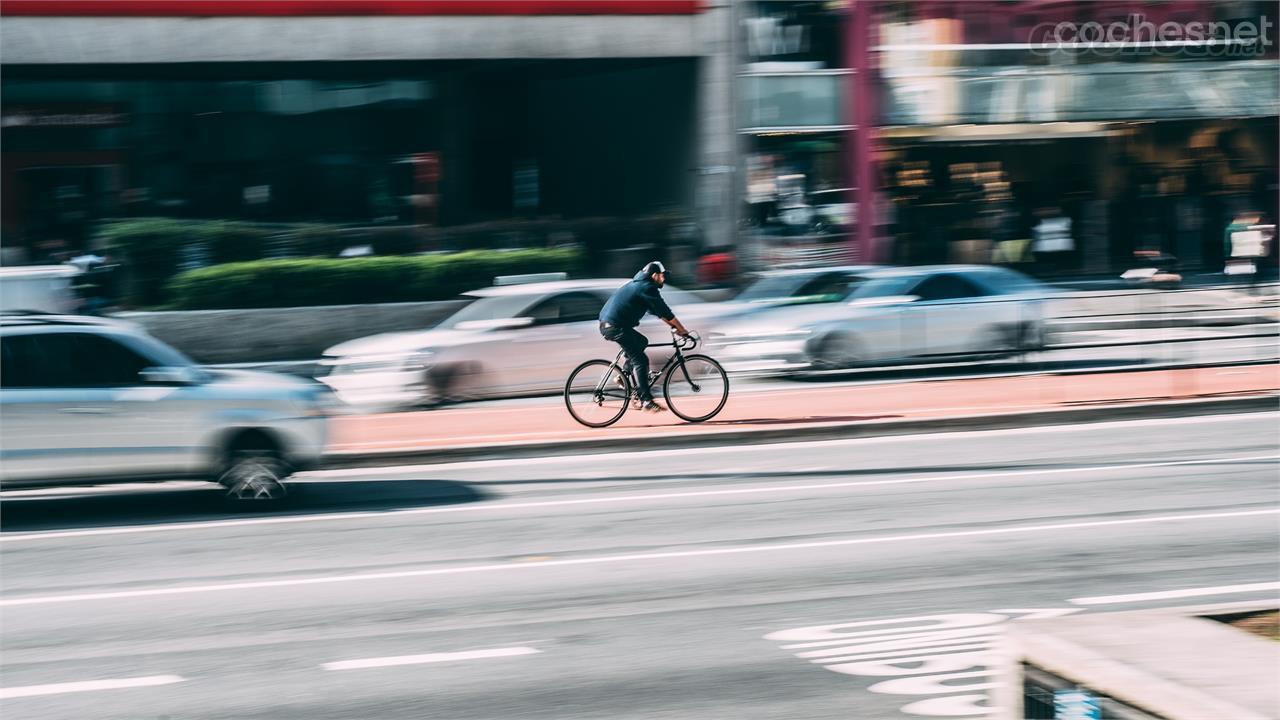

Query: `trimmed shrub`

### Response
(165, 249, 584, 309)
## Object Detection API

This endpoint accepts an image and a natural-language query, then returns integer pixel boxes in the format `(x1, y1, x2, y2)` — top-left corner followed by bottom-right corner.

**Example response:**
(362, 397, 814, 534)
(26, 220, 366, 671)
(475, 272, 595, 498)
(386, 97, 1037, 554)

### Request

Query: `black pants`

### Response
(600, 322, 652, 401)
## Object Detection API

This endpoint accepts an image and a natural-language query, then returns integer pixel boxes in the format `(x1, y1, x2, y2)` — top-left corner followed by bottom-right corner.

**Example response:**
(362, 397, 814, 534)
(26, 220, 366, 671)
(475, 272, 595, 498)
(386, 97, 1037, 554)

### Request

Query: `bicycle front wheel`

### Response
(663, 354, 729, 423)
(565, 359, 631, 428)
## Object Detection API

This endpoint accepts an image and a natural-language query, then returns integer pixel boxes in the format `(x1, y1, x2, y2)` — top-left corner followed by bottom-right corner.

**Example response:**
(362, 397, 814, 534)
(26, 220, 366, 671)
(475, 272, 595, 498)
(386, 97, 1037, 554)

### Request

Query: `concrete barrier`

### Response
(116, 300, 469, 364)
(116, 288, 737, 364)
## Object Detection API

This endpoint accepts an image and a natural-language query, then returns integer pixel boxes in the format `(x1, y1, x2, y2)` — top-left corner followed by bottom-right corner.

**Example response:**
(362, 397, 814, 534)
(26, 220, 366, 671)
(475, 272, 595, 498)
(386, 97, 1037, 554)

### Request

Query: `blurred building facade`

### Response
(3, 0, 1277, 278)
(737, 0, 1278, 274)
(873, 0, 1279, 275)
(1, 0, 736, 264)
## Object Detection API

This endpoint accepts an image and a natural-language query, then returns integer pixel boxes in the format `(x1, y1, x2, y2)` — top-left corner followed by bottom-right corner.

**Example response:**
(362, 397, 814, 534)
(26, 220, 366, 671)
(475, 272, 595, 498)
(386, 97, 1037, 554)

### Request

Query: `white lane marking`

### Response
(323, 646, 540, 670)
(4, 453, 1275, 544)
(0, 675, 186, 699)
(2, 508, 1274, 608)
(1070, 582, 1280, 606)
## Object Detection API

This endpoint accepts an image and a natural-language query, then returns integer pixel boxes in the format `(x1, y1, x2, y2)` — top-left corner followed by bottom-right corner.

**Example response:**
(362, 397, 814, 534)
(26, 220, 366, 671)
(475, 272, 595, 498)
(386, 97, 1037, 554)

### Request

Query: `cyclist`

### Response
(598, 261, 692, 412)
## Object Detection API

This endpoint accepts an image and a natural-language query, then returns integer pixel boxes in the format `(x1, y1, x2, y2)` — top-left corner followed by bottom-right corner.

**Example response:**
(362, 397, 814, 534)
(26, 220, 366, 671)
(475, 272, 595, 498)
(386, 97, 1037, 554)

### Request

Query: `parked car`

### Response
(709, 266, 1050, 373)
(0, 313, 330, 501)
(318, 278, 720, 409)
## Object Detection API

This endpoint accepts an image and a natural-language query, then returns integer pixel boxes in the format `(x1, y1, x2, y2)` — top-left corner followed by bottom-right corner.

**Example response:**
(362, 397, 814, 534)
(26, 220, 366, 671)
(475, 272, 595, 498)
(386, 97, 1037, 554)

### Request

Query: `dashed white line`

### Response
(3, 452, 1275, 543)
(323, 646, 540, 671)
(0, 675, 186, 699)
(1070, 582, 1280, 606)
(2, 508, 1274, 608)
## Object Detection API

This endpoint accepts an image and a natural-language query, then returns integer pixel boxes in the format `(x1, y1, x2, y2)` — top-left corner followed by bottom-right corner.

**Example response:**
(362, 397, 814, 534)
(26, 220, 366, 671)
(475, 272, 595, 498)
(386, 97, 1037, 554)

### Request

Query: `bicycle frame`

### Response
(593, 335, 701, 400)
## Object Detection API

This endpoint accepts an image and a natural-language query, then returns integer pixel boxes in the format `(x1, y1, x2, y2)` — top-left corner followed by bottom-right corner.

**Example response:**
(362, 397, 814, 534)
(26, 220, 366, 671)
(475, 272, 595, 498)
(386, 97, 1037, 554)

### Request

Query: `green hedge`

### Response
(165, 249, 583, 309)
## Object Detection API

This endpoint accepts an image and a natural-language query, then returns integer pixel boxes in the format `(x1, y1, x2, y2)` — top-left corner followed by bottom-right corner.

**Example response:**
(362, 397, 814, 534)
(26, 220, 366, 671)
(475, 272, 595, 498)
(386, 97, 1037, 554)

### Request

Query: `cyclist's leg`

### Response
(616, 328, 652, 401)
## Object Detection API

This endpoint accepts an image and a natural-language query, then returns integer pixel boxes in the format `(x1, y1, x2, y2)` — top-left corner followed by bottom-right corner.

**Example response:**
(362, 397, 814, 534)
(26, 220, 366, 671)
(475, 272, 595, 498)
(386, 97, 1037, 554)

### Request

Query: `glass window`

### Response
(77, 334, 154, 386)
(912, 274, 986, 302)
(849, 275, 918, 299)
(737, 274, 812, 302)
(0, 333, 152, 388)
(527, 292, 605, 325)
(0, 335, 41, 388)
(795, 272, 863, 300)
(438, 295, 536, 329)
(740, 74, 845, 129)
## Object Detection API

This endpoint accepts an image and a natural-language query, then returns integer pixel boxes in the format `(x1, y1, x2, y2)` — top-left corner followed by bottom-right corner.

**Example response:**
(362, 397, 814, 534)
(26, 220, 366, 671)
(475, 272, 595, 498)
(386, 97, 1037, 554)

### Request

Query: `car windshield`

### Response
(436, 294, 537, 329)
(736, 275, 813, 302)
(847, 275, 920, 299)
(975, 269, 1046, 294)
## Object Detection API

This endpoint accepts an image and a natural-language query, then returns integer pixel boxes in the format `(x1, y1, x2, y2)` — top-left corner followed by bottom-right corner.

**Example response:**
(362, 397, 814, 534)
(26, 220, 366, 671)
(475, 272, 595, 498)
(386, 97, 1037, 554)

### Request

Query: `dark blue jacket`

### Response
(599, 270, 675, 328)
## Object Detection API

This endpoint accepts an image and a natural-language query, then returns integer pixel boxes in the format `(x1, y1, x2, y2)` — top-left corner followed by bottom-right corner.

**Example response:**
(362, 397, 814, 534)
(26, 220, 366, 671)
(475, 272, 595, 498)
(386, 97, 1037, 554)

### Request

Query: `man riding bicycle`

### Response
(598, 261, 691, 413)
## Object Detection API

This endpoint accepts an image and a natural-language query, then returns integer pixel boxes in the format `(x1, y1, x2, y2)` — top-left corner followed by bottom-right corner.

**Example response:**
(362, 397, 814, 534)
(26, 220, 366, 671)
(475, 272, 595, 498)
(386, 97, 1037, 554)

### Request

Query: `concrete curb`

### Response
(996, 601, 1280, 720)
(321, 392, 1279, 469)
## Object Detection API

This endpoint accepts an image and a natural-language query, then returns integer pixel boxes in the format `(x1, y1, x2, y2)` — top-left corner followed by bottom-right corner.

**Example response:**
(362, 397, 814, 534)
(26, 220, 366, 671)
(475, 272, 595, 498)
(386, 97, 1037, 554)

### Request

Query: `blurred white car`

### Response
(709, 265, 1050, 373)
(0, 313, 330, 501)
(317, 279, 718, 409)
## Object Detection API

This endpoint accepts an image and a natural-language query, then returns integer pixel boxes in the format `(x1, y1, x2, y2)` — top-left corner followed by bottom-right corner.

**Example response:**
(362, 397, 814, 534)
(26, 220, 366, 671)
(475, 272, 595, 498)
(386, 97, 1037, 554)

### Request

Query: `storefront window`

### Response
(1, 76, 439, 235)
(740, 73, 847, 130)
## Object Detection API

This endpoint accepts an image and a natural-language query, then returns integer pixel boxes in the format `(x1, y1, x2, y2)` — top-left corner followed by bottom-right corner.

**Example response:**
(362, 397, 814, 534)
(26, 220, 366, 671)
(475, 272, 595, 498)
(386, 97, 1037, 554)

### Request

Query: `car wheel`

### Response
(977, 325, 1017, 357)
(1020, 321, 1047, 353)
(219, 447, 289, 503)
(812, 334, 860, 371)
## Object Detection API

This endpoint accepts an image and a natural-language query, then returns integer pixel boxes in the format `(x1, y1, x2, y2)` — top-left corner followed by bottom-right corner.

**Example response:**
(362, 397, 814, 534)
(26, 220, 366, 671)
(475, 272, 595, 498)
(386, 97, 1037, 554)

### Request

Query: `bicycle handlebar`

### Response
(671, 328, 700, 350)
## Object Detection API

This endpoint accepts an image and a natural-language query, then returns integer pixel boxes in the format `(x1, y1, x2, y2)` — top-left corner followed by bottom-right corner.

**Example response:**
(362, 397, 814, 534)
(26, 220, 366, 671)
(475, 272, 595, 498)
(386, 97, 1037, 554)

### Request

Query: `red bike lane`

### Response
(328, 364, 1280, 456)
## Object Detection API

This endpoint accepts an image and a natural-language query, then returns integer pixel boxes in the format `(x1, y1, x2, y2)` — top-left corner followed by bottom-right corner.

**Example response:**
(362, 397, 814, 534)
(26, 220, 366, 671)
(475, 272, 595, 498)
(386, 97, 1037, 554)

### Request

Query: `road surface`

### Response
(2, 412, 1277, 718)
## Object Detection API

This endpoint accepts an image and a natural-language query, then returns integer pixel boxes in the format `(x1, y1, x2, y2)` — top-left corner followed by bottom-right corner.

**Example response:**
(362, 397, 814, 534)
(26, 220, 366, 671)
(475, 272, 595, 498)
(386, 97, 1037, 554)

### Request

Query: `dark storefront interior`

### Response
(1, 59, 697, 258)
(880, 117, 1279, 273)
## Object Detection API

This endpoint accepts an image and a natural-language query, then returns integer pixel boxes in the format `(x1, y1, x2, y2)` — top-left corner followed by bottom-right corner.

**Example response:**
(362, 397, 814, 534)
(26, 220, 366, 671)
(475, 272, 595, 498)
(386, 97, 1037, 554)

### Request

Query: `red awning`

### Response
(1, 0, 703, 16)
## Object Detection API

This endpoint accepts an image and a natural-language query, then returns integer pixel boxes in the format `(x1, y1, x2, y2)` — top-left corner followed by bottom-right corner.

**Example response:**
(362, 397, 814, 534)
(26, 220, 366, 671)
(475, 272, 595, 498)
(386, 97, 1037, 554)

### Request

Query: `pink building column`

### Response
(847, 0, 880, 263)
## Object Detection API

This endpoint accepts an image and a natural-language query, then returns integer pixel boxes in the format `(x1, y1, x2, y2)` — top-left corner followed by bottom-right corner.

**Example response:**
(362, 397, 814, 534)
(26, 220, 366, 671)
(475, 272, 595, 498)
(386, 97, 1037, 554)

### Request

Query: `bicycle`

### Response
(564, 330, 730, 427)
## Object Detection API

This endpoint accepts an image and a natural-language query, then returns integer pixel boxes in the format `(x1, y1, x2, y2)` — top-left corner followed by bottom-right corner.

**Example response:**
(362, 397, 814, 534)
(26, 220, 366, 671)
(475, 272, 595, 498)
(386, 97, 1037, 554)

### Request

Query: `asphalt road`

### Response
(2, 412, 1278, 719)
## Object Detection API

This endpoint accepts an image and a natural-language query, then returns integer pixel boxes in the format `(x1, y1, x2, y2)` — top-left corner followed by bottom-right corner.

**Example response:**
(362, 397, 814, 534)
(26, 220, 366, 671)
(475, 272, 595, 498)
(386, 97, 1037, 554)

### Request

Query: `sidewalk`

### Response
(327, 363, 1280, 460)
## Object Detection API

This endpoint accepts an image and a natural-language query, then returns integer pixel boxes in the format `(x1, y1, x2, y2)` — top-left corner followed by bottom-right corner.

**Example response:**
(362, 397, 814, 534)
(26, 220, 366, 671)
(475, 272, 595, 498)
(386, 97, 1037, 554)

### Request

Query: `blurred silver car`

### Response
(0, 313, 330, 501)
(727, 265, 876, 311)
(318, 279, 718, 409)
(710, 265, 1050, 373)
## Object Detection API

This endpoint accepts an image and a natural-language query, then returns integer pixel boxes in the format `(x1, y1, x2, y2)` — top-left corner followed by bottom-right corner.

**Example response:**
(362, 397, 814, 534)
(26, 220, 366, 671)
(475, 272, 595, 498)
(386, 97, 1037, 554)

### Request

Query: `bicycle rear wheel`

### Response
(565, 359, 631, 428)
(663, 354, 729, 422)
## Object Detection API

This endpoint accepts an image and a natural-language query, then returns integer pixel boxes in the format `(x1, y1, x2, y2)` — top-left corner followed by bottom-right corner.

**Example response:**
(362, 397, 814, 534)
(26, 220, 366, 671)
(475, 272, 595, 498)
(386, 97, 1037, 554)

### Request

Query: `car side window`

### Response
(912, 275, 985, 302)
(797, 273, 859, 300)
(78, 335, 154, 386)
(6, 333, 155, 388)
(0, 335, 42, 388)
(558, 293, 605, 323)
(527, 293, 605, 325)
(0, 334, 82, 388)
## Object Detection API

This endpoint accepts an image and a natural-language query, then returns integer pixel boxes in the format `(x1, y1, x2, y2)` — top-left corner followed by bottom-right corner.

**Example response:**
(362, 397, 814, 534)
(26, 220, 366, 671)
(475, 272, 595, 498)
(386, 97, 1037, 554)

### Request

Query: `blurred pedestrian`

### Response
(1031, 206, 1074, 276)
(1224, 210, 1273, 294)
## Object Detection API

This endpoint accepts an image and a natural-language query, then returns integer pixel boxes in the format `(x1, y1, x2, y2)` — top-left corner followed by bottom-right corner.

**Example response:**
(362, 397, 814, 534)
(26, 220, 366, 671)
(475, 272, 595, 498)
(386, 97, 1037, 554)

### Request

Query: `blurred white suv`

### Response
(0, 313, 329, 501)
